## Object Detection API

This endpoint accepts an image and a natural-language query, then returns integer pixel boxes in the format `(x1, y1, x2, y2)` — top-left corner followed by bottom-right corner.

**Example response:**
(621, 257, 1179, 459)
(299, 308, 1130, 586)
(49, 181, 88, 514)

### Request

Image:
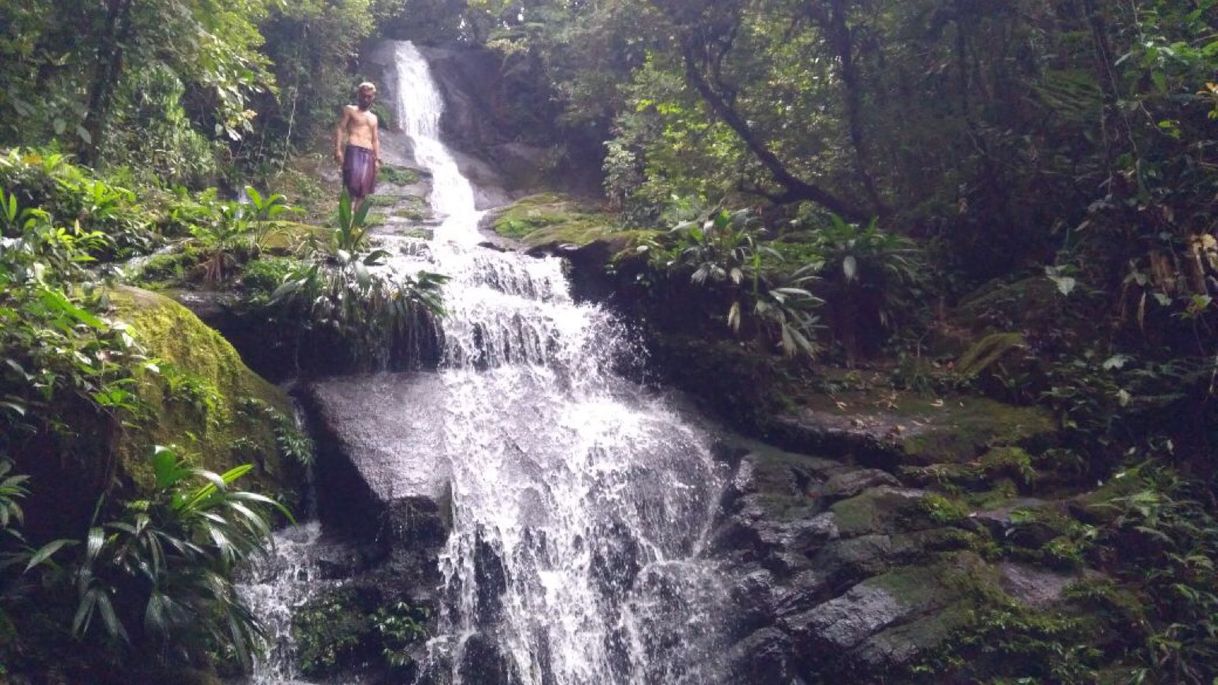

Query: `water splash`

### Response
(240, 523, 334, 684)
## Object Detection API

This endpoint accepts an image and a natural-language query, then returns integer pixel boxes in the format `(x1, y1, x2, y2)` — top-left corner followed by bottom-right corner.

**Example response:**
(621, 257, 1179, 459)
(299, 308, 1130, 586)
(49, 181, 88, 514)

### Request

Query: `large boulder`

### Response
(110, 286, 303, 492)
(13, 286, 306, 544)
(765, 391, 1058, 469)
(301, 372, 452, 549)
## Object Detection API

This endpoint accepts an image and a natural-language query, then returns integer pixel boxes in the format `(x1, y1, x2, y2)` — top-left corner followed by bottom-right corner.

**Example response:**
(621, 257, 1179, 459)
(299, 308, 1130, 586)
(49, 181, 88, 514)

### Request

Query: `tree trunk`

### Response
(825, 0, 887, 216)
(80, 0, 133, 164)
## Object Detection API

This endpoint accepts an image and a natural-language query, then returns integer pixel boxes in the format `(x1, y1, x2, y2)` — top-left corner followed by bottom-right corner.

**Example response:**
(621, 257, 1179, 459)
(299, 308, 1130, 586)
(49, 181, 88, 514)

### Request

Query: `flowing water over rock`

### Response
(244, 41, 731, 684)
(389, 40, 728, 684)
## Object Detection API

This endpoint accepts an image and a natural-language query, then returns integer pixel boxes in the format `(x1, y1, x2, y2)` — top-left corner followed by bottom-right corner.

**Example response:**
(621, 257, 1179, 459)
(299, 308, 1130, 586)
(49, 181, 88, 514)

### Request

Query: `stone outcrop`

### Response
(710, 441, 1003, 680)
(303, 373, 452, 549)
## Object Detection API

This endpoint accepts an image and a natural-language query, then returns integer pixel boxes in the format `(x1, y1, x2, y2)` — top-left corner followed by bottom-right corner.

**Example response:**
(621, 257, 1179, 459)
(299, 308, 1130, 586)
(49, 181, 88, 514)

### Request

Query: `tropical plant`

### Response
(0, 196, 147, 438)
(244, 186, 290, 223)
(660, 207, 823, 358)
(792, 213, 922, 363)
(373, 601, 429, 669)
(0, 459, 78, 634)
(189, 200, 255, 284)
(1096, 463, 1218, 683)
(333, 190, 373, 253)
(0, 149, 156, 260)
(266, 249, 448, 370)
(72, 445, 290, 667)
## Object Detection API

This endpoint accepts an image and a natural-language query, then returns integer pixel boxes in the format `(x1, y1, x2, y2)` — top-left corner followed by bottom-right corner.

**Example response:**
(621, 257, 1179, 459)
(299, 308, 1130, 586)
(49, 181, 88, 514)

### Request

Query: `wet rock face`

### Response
(710, 443, 998, 680)
(303, 373, 453, 546)
(294, 372, 455, 676)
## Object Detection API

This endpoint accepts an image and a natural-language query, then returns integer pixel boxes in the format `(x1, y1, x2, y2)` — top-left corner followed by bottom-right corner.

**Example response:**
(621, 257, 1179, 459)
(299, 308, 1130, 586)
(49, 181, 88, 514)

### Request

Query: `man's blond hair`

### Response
(357, 81, 377, 94)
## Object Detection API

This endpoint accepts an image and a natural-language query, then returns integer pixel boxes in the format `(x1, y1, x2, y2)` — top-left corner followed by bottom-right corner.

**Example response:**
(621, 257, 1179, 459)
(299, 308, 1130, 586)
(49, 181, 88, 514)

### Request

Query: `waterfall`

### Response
(390, 42, 728, 684)
(243, 41, 730, 684)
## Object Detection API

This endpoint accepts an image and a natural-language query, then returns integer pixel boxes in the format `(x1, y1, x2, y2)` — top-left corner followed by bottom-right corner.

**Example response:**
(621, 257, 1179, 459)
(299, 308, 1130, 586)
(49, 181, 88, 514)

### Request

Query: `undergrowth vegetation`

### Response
(0, 150, 318, 679)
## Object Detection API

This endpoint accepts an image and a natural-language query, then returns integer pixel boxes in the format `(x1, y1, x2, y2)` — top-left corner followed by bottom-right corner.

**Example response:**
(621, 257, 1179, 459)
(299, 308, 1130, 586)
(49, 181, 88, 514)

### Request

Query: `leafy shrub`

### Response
(647, 206, 823, 358)
(790, 213, 925, 363)
(0, 149, 157, 260)
(240, 256, 304, 299)
(265, 249, 448, 371)
(1096, 464, 1218, 682)
(0, 197, 147, 448)
(70, 446, 288, 668)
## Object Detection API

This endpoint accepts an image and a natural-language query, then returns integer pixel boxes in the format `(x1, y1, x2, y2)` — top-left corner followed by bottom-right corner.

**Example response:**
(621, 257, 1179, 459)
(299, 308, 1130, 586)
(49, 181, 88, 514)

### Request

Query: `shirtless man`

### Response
(335, 82, 381, 210)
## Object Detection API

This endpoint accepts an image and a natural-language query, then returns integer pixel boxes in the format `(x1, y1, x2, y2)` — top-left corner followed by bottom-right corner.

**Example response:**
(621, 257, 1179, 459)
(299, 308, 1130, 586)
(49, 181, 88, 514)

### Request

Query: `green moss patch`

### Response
(378, 164, 421, 186)
(259, 220, 329, 254)
(830, 487, 931, 536)
(109, 286, 301, 495)
(489, 193, 653, 249)
(390, 195, 431, 221)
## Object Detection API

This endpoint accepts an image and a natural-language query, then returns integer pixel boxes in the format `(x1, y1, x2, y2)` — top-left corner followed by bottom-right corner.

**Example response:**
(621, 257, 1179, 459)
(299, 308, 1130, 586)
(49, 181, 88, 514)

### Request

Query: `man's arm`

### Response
(372, 117, 381, 168)
(334, 106, 351, 163)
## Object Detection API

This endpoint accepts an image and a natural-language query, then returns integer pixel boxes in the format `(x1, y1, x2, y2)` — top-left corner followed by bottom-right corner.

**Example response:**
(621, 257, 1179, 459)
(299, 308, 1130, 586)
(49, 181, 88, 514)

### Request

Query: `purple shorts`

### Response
(342, 144, 377, 199)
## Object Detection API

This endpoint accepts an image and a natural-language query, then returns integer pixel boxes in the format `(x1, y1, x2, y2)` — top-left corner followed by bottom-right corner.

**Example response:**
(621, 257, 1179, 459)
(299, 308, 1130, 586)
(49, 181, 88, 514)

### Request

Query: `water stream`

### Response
(244, 41, 730, 684)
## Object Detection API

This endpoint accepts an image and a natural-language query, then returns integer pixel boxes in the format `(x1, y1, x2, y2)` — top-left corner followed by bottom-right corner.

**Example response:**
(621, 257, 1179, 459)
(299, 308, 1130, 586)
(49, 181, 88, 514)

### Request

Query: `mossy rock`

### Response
(829, 487, 933, 537)
(770, 389, 1058, 468)
(378, 164, 421, 186)
(109, 286, 301, 496)
(258, 220, 330, 254)
(390, 195, 431, 221)
(489, 193, 655, 250)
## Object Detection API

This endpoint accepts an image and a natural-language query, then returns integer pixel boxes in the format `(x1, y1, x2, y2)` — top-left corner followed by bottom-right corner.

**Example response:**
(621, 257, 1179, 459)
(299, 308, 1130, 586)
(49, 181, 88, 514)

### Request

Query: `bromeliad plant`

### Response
(72, 445, 290, 667)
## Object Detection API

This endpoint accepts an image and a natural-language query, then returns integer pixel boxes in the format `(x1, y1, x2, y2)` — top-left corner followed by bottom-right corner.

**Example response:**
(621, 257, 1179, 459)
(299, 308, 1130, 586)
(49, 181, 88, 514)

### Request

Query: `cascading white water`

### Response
(384, 42, 730, 684)
(240, 523, 332, 683)
(242, 41, 728, 684)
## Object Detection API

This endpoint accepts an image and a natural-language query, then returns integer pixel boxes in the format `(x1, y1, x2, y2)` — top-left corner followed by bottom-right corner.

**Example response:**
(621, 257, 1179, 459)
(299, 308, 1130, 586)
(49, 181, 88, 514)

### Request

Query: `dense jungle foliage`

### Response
(0, 0, 1216, 681)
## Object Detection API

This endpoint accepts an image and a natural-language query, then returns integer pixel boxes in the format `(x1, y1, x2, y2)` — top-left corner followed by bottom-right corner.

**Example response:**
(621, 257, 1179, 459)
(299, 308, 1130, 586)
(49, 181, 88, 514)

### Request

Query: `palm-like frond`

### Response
(70, 445, 286, 668)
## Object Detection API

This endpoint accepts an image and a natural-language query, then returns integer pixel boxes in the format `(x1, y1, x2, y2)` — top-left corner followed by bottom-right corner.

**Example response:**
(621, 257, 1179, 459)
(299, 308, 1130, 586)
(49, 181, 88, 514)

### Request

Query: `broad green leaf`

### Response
(25, 538, 74, 572)
(842, 255, 858, 283)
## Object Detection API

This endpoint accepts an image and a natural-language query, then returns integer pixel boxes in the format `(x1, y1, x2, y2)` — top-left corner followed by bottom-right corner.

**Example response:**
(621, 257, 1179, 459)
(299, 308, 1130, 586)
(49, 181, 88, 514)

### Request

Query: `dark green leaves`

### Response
(70, 445, 286, 664)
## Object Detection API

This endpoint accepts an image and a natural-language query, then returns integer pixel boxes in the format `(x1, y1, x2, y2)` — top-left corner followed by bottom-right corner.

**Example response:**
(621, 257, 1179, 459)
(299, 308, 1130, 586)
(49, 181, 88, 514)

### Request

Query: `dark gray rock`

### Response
(998, 561, 1077, 609)
(828, 486, 931, 537)
(785, 581, 909, 651)
(303, 373, 452, 547)
(710, 443, 1007, 682)
(852, 600, 973, 671)
(725, 628, 797, 684)
(819, 468, 901, 501)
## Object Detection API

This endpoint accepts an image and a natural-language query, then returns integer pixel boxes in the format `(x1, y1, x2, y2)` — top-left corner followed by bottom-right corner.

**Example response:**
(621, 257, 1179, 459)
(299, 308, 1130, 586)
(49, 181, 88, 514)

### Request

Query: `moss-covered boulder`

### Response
(110, 286, 304, 497)
(486, 193, 657, 250)
(766, 389, 1058, 469)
